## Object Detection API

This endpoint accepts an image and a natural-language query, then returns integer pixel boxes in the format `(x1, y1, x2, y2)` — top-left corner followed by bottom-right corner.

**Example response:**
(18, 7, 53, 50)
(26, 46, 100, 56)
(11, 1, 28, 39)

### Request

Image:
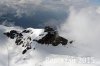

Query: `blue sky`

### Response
(90, 0, 100, 5)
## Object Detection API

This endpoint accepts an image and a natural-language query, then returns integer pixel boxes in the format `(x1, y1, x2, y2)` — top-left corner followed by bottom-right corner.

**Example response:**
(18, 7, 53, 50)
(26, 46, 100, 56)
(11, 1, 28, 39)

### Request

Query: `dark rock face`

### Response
(3, 30, 31, 54)
(4, 26, 73, 54)
(34, 26, 68, 46)
(3, 30, 21, 39)
(22, 30, 31, 33)
(22, 45, 31, 54)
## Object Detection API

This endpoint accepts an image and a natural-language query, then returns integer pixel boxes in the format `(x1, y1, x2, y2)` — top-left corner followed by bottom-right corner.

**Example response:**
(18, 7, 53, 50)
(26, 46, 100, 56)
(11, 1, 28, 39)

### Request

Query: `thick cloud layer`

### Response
(0, 0, 90, 28)
(59, 6, 100, 66)
(0, 0, 68, 28)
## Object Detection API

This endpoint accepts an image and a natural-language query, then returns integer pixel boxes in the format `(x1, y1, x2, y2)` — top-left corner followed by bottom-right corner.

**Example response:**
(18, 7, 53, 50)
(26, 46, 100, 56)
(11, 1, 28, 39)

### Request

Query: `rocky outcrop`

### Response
(4, 26, 73, 54)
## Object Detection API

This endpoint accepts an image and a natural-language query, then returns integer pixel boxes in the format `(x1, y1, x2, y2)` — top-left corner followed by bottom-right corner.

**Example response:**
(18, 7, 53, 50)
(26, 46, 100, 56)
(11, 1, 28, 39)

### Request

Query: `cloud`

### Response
(59, 5, 100, 59)
(0, 0, 91, 28)
(0, 0, 100, 66)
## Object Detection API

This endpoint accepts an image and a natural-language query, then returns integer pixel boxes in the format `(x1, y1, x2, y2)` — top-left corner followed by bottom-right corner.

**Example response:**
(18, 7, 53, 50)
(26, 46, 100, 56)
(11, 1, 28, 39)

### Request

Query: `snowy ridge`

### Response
(4, 26, 73, 54)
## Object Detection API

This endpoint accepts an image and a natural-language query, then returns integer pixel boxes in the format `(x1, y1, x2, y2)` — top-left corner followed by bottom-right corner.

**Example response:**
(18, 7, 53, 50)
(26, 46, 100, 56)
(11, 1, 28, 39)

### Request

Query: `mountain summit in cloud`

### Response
(4, 26, 73, 54)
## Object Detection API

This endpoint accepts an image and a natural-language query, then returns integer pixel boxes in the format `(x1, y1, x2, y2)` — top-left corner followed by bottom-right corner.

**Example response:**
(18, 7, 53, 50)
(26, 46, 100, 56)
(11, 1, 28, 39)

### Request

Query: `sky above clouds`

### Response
(0, 0, 100, 66)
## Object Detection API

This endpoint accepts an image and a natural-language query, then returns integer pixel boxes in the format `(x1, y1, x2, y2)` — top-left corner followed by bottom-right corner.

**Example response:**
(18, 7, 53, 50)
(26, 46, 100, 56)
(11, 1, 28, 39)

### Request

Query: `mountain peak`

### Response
(4, 26, 73, 54)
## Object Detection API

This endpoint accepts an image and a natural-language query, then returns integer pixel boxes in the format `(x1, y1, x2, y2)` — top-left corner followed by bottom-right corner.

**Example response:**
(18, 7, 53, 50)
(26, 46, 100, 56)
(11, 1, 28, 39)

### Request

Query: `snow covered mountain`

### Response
(4, 26, 73, 54)
(0, 25, 99, 66)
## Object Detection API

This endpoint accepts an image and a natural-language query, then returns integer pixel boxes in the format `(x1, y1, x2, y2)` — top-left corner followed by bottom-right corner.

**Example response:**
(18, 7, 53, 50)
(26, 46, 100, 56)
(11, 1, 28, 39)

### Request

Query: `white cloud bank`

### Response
(59, 5, 100, 66)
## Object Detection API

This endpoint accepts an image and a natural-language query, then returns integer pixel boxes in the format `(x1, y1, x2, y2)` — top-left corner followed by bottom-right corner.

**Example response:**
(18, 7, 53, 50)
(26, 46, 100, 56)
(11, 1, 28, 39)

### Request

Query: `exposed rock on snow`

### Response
(4, 26, 73, 54)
